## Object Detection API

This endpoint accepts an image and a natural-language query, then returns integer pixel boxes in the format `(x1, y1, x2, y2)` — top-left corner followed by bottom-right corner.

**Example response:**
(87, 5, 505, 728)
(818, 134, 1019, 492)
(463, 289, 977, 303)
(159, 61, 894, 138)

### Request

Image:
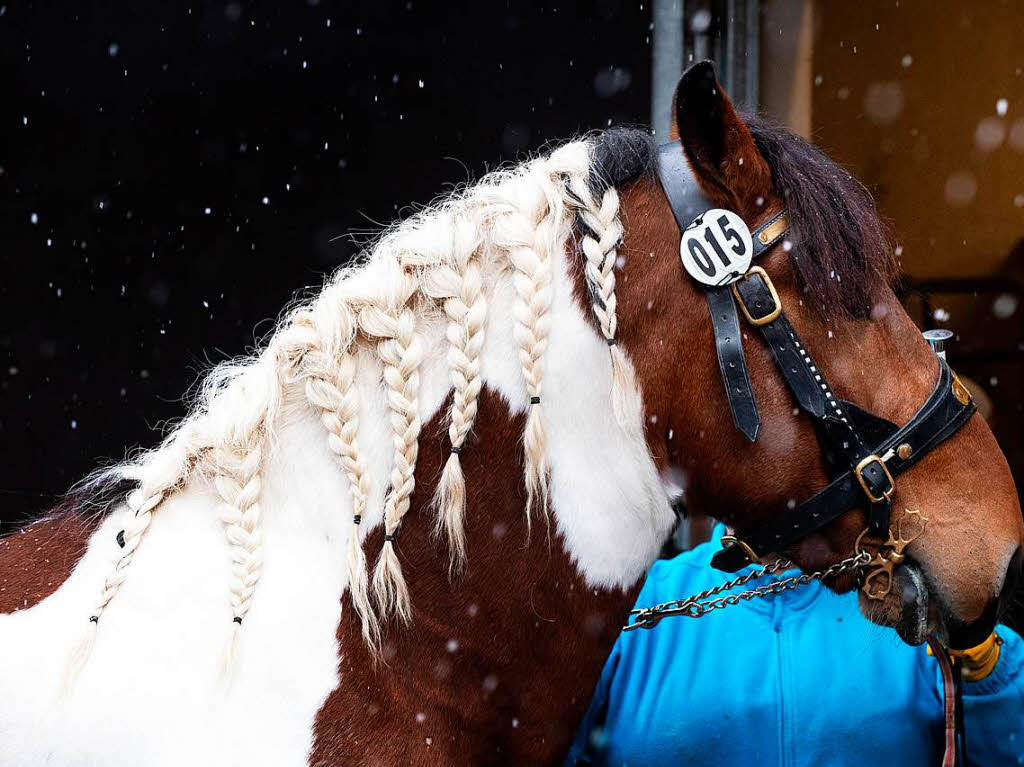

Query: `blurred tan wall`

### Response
(811, 1, 1024, 279)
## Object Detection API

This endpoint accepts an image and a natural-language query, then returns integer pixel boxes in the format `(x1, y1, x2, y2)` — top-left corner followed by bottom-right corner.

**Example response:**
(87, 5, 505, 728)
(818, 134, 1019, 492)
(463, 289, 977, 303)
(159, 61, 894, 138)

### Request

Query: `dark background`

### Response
(1, 0, 652, 526)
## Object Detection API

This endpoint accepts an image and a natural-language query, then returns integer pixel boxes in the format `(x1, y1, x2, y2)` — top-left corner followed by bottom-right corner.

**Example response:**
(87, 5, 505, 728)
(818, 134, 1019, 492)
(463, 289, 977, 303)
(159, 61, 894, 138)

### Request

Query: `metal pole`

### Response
(652, 0, 685, 140)
(745, 0, 760, 108)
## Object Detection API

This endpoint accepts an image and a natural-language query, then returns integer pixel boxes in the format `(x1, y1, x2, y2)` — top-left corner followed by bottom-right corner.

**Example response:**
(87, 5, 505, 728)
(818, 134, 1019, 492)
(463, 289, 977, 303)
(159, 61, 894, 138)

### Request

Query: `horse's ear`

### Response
(672, 61, 775, 220)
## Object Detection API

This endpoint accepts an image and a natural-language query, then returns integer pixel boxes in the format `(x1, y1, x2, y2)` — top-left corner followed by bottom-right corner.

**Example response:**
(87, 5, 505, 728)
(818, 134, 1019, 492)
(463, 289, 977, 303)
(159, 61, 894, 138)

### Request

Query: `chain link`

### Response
(623, 550, 872, 631)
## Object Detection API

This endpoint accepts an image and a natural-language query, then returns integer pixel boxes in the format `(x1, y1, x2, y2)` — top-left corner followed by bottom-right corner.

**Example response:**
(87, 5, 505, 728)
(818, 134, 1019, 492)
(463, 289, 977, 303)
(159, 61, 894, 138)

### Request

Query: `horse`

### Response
(1, 61, 1021, 766)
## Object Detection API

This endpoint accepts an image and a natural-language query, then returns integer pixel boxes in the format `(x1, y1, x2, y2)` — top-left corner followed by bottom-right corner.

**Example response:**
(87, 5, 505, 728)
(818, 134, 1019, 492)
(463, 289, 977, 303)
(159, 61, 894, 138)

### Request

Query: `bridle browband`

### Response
(655, 140, 977, 573)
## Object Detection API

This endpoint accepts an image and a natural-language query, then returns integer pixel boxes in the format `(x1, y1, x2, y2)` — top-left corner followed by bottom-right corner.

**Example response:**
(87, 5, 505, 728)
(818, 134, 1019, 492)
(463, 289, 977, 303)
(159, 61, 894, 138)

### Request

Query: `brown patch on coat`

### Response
(0, 511, 99, 613)
(310, 389, 639, 766)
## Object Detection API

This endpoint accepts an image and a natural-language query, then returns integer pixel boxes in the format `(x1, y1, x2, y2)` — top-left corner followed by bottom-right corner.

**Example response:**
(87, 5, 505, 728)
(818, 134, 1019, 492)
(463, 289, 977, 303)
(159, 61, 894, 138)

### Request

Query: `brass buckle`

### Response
(720, 535, 763, 565)
(732, 266, 782, 326)
(854, 454, 896, 503)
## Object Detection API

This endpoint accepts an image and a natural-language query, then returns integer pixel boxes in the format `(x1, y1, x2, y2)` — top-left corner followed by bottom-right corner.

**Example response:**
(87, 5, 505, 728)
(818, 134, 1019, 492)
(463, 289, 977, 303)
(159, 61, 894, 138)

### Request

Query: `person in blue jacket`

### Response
(565, 525, 1024, 767)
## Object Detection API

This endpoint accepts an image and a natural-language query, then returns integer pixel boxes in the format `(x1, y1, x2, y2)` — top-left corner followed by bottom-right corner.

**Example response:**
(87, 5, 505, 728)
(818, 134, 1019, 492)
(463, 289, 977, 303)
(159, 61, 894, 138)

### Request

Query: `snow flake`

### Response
(997, 98, 1009, 116)
(944, 172, 976, 207)
(993, 294, 1017, 319)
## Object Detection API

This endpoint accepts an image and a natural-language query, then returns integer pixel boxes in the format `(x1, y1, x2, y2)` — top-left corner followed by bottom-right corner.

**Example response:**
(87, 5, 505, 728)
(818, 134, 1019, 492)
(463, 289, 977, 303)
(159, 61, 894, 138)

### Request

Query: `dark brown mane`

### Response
(590, 119, 896, 319)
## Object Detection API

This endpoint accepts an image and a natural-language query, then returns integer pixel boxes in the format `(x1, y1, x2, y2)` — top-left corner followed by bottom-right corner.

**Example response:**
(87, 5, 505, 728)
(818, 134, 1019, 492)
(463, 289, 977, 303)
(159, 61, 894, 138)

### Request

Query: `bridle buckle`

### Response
(732, 266, 782, 326)
(854, 454, 896, 503)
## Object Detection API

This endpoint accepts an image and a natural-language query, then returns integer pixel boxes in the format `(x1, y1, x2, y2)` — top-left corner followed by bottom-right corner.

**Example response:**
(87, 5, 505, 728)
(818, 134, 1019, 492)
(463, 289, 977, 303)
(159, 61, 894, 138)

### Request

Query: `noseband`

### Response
(654, 140, 977, 574)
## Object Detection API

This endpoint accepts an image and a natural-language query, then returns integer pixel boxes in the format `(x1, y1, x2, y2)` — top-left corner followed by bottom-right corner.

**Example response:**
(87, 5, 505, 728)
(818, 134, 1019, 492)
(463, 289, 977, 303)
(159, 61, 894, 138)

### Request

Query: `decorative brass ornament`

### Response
(897, 443, 913, 460)
(951, 373, 971, 406)
(855, 509, 928, 600)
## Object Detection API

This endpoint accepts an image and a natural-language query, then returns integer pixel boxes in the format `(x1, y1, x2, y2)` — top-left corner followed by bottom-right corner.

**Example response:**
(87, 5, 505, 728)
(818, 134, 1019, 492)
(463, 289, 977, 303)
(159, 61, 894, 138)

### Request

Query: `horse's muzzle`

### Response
(937, 545, 1022, 650)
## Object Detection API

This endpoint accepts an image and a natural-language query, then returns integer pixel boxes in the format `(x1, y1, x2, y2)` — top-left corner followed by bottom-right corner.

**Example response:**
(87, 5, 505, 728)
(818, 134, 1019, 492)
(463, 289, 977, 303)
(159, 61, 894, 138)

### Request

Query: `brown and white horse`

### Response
(1, 63, 1021, 765)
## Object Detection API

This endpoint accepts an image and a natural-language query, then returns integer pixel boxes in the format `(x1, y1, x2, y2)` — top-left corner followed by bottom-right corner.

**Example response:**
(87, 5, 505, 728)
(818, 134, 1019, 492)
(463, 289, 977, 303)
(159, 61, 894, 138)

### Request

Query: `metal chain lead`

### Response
(623, 550, 872, 631)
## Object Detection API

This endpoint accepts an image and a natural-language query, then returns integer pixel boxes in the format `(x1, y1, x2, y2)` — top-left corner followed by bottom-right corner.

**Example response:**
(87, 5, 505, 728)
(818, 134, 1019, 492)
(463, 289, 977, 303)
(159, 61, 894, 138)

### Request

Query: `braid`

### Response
(567, 174, 639, 431)
(359, 295, 424, 623)
(303, 355, 378, 648)
(492, 163, 557, 524)
(62, 485, 165, 691)
(287, 301, 379, 646)
(214, 441, 264, 676)
(422, 215, 486, 572)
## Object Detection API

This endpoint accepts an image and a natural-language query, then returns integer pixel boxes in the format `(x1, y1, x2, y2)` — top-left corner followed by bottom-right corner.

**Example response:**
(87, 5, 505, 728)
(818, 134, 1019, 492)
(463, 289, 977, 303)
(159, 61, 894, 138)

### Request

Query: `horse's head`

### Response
(613, 62, 1024, 647)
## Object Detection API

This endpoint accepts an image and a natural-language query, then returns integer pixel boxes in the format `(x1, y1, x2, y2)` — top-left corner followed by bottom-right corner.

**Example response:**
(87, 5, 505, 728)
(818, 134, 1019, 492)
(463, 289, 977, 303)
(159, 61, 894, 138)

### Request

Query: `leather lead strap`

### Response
(928, 639, 963, 767)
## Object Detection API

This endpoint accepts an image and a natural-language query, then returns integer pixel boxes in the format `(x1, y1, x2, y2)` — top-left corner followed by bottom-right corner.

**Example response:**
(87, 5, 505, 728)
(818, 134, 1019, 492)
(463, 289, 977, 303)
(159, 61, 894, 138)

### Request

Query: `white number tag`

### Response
(679, 209, 753, 286)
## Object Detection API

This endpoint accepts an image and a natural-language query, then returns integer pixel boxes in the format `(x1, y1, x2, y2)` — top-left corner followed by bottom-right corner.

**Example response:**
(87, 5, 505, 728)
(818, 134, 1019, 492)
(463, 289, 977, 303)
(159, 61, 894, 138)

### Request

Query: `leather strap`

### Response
(706, 287, 760, 441)
(656, 141, 714, 230)
(734, 274, 829, 417)
(655, 141, 788, 443)
(712, 359, 975, 571)
(928, 639, 963, 767)
(732, 268, 900, 535)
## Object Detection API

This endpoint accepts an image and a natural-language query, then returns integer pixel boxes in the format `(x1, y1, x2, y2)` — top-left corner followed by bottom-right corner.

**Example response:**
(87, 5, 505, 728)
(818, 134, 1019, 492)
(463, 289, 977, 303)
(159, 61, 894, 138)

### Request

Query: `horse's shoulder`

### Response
(0, 512, 98, 614)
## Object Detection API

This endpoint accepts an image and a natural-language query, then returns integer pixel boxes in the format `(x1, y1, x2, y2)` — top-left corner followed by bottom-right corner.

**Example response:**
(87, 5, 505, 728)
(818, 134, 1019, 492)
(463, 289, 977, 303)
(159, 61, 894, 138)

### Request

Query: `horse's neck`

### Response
(287, 250, 675, 760)
(308, 390, 636, 762)
(0, 241, 674, 766)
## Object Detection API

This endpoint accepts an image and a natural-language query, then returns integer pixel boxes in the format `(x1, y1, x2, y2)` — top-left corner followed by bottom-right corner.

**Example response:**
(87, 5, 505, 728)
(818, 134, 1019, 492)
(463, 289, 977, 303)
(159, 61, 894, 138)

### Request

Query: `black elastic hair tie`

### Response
(116, 529, 126, 548)
(530, 396, 541, 405)
(88, 616, 99, 624)
(450, 445, 462, 454)
(233, 616, 243, 625)
(607, 337, 617, 346)
(384, 533, 396, 543)
(353, 514, 362, 525)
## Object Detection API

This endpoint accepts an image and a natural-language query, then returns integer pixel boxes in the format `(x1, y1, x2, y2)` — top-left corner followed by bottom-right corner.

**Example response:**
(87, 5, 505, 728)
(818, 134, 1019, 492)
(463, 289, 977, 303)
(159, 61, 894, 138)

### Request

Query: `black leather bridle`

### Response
(655, 140, 977, 573)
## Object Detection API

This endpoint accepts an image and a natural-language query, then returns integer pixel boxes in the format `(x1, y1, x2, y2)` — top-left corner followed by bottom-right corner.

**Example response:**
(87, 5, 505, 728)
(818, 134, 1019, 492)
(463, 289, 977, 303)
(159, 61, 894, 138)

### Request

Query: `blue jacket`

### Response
(566, 529, 1024, 767)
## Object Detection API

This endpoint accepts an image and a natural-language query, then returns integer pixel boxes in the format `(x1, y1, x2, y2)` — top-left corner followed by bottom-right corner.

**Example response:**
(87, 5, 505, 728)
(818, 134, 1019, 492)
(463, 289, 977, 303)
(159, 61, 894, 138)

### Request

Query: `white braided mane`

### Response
(62, 138, 647, 682)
